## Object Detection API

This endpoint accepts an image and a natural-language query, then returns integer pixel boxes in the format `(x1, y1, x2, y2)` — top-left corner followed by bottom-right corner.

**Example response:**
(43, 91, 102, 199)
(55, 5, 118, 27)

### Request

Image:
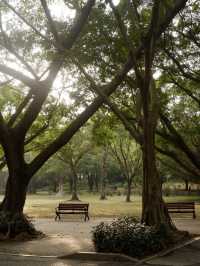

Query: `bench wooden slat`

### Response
(166, 202, 196, 219)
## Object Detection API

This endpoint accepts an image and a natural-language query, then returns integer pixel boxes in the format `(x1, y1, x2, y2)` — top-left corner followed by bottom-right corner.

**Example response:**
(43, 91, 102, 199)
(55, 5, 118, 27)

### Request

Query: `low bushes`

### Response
(92, 216, 168, 258)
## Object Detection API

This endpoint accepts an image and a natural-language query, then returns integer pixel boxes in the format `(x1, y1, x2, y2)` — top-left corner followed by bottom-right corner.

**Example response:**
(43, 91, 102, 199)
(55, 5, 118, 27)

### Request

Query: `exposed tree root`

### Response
(0, 212, 43, 240)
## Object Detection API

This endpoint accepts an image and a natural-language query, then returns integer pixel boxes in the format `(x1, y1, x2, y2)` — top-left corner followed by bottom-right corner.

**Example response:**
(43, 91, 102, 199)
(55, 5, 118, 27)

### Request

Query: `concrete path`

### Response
(0, 254, 137, 266)
(145, 239, 200, 266)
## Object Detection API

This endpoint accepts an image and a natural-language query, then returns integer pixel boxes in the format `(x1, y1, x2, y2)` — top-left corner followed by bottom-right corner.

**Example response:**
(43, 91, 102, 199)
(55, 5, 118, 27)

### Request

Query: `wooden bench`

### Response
(55, 203, 90, 221)
(166, 202, 196, 219)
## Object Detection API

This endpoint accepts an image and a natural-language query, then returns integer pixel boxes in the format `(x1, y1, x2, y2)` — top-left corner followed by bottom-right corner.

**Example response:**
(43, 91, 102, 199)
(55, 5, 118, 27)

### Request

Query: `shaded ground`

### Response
(0, 217, 200, 265)
(0, 217, 112, 257)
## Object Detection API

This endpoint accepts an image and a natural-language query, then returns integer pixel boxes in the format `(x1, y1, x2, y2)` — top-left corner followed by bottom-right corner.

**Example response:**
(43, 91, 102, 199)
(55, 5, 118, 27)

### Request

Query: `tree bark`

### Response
(0, 135, 28, 213)
(0, 140, 37, 237)
(0, 172, 28, 214)
(141, 85, 174, 230)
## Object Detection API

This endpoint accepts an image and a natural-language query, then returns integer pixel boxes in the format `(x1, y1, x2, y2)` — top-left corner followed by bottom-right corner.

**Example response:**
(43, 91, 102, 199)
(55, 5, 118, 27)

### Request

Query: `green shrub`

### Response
(92, 216, 168, 258)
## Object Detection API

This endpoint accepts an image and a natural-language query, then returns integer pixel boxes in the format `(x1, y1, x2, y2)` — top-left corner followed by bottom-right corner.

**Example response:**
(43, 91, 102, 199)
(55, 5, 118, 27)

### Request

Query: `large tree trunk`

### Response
(0, 149, 37, 238)
(141, 85, 174, 231)
(1, 173, 28, 214)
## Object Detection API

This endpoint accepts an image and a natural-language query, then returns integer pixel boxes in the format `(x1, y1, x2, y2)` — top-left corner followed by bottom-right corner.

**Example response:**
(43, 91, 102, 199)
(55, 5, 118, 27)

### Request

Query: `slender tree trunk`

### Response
(69, 176, 73, 193)
(56, 176, 65, 196)
(184, 180, 189, 191)
(126, 179, 132, 202)
(100, 147, 108, 200)
(94, 172, 99, 192)
(69, 163, 80, 201)
(52, 180, 57, 193)
(100, 179, 106, 200)
(71, 176, 80, 201)
(87, 173, 94, 192)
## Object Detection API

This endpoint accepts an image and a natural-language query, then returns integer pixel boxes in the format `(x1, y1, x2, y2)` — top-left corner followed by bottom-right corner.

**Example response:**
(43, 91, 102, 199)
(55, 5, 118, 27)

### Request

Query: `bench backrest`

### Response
(58, 203, 89, 210)
(166, 202, 195, 209)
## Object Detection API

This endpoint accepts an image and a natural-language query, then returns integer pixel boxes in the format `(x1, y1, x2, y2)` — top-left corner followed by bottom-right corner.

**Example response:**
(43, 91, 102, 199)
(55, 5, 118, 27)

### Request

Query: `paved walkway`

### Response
(145, 238, 200, 266)
(0, 217, 199, 265)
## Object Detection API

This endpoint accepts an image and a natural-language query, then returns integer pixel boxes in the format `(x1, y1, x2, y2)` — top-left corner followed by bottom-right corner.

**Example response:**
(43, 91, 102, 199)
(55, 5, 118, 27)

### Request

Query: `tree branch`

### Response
(62, 0, 95, 49)
(40, 0, 61, 46)
(7, 91, 33, 128)
(160, 113, 200, 169)
(164, 48, 200, 83)
(27, 0, 188, 177)
(169, 76, 200, 107)
(1, 0, 51, 44)
(0, 64, 37, 88)
(0, 12, 38, 80)
(73, 59, 142, 144)
(107, 0, 143, 84)
(156, 145, 199, 177)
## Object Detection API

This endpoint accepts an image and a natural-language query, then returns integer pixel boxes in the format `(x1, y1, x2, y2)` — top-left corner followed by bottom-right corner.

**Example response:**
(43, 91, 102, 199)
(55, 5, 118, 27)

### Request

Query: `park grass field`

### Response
(7, 193, 200, 219)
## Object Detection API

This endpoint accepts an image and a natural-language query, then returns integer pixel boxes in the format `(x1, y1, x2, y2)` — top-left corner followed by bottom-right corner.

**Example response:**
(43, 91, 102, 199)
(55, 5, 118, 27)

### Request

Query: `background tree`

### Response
(109, 125, 141, 202)
(57, 127, 92, 201)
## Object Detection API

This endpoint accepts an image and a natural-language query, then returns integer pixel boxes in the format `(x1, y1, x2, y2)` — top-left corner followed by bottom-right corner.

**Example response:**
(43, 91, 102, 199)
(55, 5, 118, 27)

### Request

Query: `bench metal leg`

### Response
(84, 212, 89, 221)
(55, 212, 61, 221)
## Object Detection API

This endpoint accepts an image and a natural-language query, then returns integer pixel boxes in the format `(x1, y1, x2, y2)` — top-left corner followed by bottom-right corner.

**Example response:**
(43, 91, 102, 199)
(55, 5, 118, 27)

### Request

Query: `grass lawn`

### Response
(24, 194, 142, 218)
(0, 193, 197, 219)
(0, 193, 199, 219)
